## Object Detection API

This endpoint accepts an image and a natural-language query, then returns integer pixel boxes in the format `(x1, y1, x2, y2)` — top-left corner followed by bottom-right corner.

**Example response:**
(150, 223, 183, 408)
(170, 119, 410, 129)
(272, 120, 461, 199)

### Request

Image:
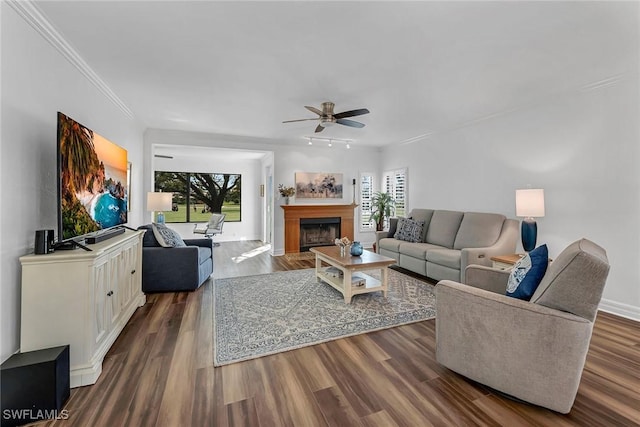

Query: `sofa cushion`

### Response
(531, 239, 610, 321)
(407, 209, 434, 242)
(454, 212, 506, 250)
(394, 218, 425, 242)
(152, 223, 186, 248)
(379, 237, 402, 252)
(398, 242, 443, 259)
(388, 217, 402, 237)
(425, 248, 461, 269)
(138, 224, 160, 247)
(506, 244, 549, 300)
(425, 210, 464, 249)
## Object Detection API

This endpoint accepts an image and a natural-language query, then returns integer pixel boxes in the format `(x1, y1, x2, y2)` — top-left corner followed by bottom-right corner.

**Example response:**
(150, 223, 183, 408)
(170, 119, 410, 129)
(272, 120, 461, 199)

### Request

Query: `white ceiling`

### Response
(35, 1, 637, 148)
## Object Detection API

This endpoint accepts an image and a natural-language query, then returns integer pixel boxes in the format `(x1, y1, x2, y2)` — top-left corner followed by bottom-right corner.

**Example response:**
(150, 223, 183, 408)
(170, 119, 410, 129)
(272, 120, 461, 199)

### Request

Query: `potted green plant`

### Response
(369, 191, 396, 231)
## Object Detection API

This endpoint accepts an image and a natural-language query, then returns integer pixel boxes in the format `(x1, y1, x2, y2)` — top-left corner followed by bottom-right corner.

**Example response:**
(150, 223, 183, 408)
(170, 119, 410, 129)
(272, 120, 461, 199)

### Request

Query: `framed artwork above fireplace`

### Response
(295, 172, 343, 199)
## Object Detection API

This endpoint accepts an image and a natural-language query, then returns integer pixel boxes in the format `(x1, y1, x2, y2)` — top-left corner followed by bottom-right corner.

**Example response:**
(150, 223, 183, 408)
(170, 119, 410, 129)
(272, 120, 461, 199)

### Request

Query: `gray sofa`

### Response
(138, 224, 213, 292)
(376, 209, 518, 282)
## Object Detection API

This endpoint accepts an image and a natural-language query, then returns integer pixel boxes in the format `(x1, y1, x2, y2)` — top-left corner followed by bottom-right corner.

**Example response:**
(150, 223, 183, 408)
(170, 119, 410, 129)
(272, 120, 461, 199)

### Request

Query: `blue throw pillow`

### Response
(506, 244, 549, 300)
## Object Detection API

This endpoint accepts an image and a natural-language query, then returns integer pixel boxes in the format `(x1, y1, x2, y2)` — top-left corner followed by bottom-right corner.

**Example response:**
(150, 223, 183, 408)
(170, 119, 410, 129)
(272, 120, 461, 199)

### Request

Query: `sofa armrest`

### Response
(435, 280, 592, 413)
(141, 246, 200, 291)
(464, 265, 510, 294)
(459, 219, 519, 281)
(183, 238, 214, 250)
(374, 231, 390, 253)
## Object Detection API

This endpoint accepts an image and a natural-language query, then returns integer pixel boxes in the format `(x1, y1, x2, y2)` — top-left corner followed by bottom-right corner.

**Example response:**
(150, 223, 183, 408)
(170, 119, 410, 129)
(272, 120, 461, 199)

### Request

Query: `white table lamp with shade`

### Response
(147, 192, 172, 223)
(515, 188, 545, 252)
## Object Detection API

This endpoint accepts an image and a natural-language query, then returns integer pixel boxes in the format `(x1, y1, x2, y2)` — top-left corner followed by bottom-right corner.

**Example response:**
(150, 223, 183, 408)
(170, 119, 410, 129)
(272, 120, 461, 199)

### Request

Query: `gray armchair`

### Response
(435, 238, 610, 413)
(138, 224, 213, 292)
(193, 213, 225, 245)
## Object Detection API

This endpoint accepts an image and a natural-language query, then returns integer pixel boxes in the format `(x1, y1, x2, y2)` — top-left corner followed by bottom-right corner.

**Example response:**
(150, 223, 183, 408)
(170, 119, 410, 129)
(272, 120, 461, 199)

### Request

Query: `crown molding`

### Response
(6, 0, 134, 119)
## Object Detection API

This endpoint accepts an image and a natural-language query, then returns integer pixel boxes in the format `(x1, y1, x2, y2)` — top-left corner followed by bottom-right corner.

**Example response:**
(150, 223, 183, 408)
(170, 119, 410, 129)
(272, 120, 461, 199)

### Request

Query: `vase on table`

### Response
(284, 197, 290, 205)
(350, 241, 363, 256)
(339, 245, 346, 257)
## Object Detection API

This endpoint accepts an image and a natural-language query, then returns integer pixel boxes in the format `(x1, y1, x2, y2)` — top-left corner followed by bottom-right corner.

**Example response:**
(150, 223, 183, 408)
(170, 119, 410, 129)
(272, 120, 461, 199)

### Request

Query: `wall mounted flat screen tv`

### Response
(57, 112, 128, 242)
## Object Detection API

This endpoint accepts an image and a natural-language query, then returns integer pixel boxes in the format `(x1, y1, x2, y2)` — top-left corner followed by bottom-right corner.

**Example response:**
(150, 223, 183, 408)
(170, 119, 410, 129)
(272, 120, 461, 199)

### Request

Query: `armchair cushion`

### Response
(506, 244, 548, 300)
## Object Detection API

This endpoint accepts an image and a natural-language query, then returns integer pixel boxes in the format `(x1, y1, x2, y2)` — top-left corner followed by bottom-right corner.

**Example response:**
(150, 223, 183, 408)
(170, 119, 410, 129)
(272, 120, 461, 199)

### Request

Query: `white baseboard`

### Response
(599, 298, 640, 322)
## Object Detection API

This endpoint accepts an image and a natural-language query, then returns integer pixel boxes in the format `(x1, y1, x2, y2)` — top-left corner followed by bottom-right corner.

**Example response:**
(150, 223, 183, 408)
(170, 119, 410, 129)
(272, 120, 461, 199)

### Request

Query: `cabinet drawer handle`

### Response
(131, 269, 136, 274)
(107, 291, 114, 296)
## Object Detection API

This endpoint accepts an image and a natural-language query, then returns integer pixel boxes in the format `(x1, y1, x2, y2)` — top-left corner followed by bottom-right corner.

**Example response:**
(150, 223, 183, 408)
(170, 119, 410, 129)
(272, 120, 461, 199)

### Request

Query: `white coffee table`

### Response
(310, 246, 396, 304)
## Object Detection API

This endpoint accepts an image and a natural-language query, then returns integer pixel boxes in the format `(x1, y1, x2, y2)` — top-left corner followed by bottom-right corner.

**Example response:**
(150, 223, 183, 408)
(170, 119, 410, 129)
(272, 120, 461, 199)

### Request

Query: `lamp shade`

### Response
(516, 189, 545, 218)
(147, 192, 172, 212)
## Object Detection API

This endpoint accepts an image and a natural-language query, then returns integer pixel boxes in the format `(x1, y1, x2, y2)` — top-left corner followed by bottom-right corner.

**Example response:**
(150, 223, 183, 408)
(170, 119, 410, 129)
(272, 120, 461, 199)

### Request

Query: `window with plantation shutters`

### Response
(382, 168, 408, 220)
(359, 173, 375, 231)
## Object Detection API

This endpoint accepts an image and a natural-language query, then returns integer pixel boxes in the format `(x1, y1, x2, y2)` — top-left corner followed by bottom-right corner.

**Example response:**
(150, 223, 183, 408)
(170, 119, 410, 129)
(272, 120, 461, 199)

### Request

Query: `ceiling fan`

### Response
(283, 101, 369, 133)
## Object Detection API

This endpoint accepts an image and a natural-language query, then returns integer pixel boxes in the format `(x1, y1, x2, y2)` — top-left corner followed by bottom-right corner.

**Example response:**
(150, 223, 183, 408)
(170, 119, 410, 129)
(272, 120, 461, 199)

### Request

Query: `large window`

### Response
(383, 168, 407, 218)
(154, 171, 241, 223)
(359, 172, 375, 231)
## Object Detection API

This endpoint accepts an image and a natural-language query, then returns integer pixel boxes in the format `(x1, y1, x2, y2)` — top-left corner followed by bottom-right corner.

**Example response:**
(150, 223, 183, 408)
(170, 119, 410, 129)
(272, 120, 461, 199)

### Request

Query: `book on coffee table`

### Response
(324, 267, 365, 286)
(351, 274, 366, 287)
(325, 266, 343, 278)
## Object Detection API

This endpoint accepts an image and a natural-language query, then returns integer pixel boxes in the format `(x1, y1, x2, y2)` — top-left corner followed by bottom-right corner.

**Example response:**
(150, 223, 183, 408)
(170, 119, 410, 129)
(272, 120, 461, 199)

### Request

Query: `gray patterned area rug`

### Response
(213, 268, 436, 366)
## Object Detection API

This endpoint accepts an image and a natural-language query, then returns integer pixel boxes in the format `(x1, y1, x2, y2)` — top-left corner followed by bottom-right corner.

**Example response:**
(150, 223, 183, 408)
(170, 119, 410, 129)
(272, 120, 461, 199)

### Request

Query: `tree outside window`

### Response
(154, 171, 241, 222)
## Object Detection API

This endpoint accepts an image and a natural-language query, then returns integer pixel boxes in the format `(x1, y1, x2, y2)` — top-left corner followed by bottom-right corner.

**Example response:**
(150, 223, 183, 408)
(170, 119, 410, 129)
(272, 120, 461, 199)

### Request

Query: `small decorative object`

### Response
(335, 236, 351, 257)
(350, 241, 363, 256)
(278, 184, 295, 205)
(516, 189, 545, 252)
(147, 192, 172, 224)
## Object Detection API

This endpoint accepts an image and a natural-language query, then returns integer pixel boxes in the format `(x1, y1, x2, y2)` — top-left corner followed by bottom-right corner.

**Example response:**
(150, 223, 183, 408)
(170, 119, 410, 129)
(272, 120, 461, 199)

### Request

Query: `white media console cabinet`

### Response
(19, 229, 146, 387)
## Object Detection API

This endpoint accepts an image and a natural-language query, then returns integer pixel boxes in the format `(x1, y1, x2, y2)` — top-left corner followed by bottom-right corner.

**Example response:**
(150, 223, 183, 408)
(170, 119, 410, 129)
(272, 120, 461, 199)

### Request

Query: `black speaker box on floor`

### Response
(1, 345, 70, 427)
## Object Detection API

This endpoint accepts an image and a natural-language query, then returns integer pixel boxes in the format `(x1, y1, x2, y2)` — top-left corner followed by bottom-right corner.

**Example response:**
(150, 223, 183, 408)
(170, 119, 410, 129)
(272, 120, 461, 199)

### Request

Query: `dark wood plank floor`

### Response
(33, 241, 640, 426)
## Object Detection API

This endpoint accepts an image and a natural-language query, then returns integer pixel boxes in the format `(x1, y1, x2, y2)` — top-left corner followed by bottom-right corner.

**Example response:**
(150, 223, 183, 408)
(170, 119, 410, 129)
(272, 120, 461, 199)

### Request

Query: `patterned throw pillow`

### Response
(393, 217, 407, 238)
(394, 218, 425, 243)
(152, 223, 186, 248)
(506, 244, 549, 300)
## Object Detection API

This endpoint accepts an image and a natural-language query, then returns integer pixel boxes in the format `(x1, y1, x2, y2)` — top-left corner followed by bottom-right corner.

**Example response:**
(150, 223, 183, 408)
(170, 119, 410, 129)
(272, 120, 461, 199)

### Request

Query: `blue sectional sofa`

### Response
(138, 224, 214, 292)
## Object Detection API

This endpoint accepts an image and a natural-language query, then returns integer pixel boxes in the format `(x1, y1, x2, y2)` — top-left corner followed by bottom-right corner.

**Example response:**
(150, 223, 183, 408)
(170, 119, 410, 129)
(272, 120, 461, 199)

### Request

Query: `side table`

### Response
(490, 254, 524, 271)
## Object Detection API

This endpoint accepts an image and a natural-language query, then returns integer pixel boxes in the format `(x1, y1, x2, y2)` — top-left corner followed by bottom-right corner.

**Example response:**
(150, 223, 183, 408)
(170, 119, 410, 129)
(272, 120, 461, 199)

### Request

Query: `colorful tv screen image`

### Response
(58, 112, 128, 240)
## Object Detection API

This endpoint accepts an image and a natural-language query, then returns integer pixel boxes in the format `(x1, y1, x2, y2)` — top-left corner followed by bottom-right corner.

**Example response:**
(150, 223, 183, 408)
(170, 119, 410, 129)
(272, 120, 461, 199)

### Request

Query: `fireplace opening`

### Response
(300, 217, 341, 252)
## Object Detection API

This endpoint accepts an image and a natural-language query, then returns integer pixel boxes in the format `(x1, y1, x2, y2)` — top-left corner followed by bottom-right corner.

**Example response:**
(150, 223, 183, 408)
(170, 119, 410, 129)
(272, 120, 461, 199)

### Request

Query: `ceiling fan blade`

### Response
(336, 118, 365, 128)
(305, 106, 323, 116)
(315, 124, 325, 133)
(333, 108, 370, 119)
(282, 118, 320, 123)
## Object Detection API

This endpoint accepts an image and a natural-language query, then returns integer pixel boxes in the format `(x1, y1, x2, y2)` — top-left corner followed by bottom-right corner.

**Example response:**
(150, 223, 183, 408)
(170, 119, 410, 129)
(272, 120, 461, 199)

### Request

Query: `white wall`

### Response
(381, 74, 640, 320)
(144, 129, 381, 254)
(0, 5, 145, 363)
(152, 153, 263, 241)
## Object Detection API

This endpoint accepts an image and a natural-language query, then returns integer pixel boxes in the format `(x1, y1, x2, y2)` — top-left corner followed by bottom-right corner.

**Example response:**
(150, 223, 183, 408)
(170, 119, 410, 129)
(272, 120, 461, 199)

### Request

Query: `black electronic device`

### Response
(1, 345, 70, 427)
(56, 112, 129, 247)
(34, 230, 54, 254)
(84, 227, 125, 244)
